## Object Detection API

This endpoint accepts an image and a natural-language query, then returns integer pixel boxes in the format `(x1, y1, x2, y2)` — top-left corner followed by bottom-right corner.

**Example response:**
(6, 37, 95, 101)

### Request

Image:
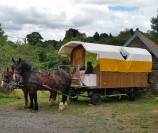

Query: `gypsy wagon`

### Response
(58, 41, 152, 104)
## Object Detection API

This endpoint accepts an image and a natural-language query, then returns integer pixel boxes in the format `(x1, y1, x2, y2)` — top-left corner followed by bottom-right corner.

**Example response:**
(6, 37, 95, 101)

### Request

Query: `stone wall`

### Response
(149, 70, 158, 94)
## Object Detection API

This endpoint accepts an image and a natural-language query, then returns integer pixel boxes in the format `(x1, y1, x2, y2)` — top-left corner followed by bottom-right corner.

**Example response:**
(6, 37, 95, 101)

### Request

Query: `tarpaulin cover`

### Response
(58, 41, 152, 72)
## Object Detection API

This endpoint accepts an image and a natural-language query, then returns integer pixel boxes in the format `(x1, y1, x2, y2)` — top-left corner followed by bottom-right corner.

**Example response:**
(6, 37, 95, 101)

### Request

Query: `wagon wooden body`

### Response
(58, 41, 152, 104)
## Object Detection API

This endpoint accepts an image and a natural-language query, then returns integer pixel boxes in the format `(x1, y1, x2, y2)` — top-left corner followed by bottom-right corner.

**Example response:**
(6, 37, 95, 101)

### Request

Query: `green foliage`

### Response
(37, 49, 47, 62)
(0, 41, 68, 70)
(151, 10, 158, 34)
(115, 29, 133, 45)
(0, 24, 149, 71)
(0, 24, 7, 46)
(85, 30, 132, 45)
(0, 91, 22, 104)
(150, 10, 158, 43)
(63, 28, 86, 43)
(1, 12, 158, 71)
(93, 32, 100, 41)
(43, 40, 61, 49)
(26, 32, 43, 45)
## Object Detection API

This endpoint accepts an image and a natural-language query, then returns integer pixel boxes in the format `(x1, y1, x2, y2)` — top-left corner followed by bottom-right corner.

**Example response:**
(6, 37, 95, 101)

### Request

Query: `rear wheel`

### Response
(91, 92, 101, 105)
(128, 88, 135, 101)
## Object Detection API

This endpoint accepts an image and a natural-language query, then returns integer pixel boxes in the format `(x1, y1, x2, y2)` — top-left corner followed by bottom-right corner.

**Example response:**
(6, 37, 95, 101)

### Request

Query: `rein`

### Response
(16, 80, 76, 99)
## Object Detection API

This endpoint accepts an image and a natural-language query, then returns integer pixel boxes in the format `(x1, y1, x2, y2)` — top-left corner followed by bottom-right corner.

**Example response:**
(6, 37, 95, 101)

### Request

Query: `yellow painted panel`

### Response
(98, 58, 152, 72)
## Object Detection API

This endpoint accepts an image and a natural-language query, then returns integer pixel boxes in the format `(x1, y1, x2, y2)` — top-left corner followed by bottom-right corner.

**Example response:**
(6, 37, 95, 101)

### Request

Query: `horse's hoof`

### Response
(34, 107, 38, 111)
(49, 98, 55, 105)
(28, 106, 33, 110)
(58, 107, 65, 112)
(59, 102, 66, 112)
(64, 102, 68, 108)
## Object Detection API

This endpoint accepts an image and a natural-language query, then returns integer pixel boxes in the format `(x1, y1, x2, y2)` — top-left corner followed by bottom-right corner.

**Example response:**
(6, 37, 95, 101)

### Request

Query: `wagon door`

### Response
(71, 45, 85, 67)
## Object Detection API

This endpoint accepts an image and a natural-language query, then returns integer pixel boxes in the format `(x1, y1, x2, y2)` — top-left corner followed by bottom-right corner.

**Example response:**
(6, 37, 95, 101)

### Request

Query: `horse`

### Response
(12, 58, 71, 111)
(1, 67, 29, 108)
(1, 67, 13, 87)
(1, 67, 57, 109)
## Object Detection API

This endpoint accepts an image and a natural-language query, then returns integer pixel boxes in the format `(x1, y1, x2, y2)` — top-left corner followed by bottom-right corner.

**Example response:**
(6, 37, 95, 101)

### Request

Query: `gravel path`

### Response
(0, 108, 87, 133)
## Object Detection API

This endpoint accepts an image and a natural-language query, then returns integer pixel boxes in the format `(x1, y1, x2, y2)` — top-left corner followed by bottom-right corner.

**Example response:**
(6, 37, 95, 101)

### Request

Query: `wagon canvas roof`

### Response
(58, 41, 121, 56)
(58, 41, 152, 61)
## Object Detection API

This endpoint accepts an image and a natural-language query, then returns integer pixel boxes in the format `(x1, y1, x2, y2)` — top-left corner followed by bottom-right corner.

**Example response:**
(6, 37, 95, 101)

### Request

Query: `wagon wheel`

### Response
(128, 88, 135, 101)
(69, 95, 78, 102)
(69, 90, 78, 102)
(91, 92, 101, 105)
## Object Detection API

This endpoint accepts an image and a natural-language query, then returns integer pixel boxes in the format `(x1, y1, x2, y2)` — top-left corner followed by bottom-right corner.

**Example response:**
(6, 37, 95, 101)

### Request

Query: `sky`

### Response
(0, 0, 157, 42)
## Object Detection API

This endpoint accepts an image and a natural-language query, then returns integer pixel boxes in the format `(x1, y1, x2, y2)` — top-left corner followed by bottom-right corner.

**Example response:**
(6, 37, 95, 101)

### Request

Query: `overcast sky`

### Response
(0, 0, 157, 41)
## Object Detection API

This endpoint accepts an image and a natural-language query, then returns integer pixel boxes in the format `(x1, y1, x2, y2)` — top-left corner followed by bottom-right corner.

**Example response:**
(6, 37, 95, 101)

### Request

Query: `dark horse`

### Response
(12, 58, 71, 111)
(1, 67, 29, 108)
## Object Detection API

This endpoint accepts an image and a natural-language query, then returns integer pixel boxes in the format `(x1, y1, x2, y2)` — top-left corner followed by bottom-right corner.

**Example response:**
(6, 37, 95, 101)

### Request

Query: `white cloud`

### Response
(0, 0, 157, 42)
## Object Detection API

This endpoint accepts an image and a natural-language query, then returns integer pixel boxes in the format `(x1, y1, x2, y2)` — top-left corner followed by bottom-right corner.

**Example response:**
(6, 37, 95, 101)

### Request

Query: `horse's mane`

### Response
(19, 60, 32, 72)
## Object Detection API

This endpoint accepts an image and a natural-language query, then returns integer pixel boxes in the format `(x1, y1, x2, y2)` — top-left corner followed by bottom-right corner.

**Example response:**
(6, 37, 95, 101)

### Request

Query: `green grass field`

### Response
(0, 90, 158, 133)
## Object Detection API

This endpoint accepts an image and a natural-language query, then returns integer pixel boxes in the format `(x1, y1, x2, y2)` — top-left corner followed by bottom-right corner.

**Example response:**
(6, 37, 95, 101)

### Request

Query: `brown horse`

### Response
(12, 58, 71, 111)
(1, 68, 13, 87)
(1, 67, 29, 108)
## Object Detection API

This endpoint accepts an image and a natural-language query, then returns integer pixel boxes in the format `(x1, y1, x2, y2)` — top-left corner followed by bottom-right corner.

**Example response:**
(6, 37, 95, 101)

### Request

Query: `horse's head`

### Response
(1, 67, 13, 87)
(12, 58, 31, 85)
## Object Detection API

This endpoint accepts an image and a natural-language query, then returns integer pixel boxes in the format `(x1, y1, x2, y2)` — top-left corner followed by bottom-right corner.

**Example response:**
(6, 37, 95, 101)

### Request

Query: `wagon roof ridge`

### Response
(124, 30, 158, 58)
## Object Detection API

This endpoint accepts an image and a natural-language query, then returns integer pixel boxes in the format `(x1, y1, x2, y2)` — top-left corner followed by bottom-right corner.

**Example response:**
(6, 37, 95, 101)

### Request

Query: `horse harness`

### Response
(16, 79, 76, 99)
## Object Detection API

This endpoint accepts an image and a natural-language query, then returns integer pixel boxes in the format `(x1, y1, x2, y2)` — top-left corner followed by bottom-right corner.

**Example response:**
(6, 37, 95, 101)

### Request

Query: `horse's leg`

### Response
(29, 91, 33, 110)
(59, 87, 69, 111)
(23, 88, 29, 108)
(49, 90, 57, 104)
(53, 90, 57, 101)
(33, 91, 38, 111)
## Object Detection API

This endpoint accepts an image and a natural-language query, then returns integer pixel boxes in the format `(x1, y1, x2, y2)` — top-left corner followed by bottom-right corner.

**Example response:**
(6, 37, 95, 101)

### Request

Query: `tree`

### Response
(93, 32, 100, 40)
(150, 10, 158, 43)
(65, 28, 80, 38)
(100, 33, 108, 38)
(115, 29, 133, 45)
(26, 32, 43, 45)
(37, 49, 47, 62)
(63, 28, 86, 43)
(0, 24, 7, 45)
(43, 40, 60, 49)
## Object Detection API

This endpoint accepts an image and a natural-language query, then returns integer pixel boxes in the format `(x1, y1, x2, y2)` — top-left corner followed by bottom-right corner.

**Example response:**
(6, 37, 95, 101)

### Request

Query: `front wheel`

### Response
(69, 89, 78, 102)
(69, 96, 78, 102)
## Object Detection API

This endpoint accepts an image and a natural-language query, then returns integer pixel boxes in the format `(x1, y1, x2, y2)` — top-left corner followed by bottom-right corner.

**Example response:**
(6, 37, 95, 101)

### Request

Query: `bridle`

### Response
(1, 72, 12, 84)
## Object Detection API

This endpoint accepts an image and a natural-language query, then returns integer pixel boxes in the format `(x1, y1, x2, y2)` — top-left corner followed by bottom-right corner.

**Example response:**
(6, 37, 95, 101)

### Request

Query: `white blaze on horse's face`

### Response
(1, 81, 4, 87)
(13, 73, 16, 81)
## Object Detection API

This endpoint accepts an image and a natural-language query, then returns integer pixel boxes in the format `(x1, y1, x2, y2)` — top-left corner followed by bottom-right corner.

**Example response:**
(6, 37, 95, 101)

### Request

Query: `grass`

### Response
(0, 91, 22, 104)
(0, 90, 158, 133)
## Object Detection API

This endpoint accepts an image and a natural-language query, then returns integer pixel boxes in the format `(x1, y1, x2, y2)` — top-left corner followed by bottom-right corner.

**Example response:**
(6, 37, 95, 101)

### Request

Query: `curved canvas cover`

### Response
(58, 41, 152, 72)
